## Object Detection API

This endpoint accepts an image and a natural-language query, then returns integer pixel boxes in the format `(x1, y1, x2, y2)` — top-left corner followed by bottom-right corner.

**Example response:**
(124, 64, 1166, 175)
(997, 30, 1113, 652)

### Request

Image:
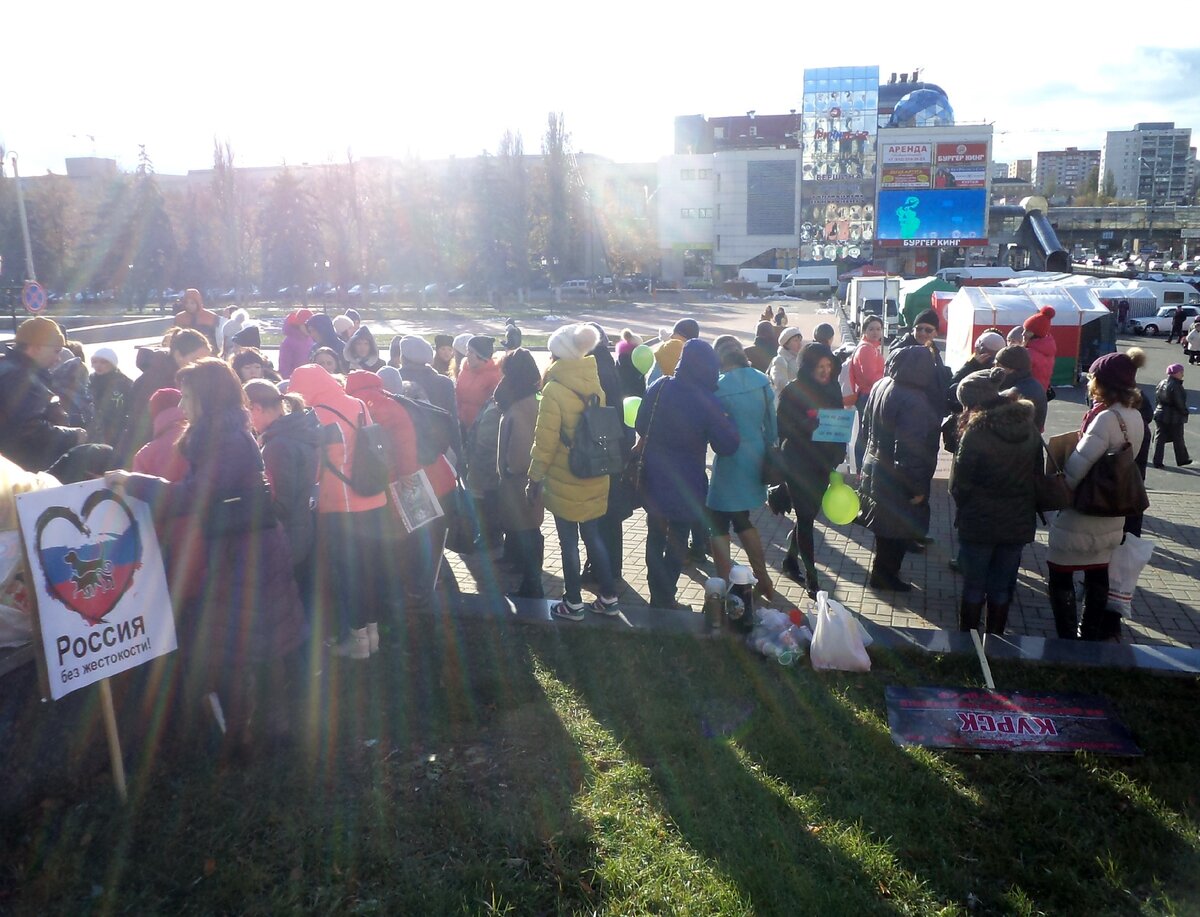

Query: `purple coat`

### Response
(278, 325, 314, 379)
(126, 420, 307, 669)
(635, 340, 739, 521)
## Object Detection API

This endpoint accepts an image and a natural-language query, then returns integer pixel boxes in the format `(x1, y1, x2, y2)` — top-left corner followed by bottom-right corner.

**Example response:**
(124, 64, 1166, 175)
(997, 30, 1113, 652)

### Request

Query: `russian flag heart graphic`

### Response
(34, 489, 143, 627)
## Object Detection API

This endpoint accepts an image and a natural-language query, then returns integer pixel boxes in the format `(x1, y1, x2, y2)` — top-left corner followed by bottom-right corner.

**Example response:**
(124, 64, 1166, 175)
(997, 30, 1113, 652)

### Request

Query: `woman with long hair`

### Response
(106, 358, 307, 745)
(1046, 353, 1145, 641)
(495, 348, 545, 598)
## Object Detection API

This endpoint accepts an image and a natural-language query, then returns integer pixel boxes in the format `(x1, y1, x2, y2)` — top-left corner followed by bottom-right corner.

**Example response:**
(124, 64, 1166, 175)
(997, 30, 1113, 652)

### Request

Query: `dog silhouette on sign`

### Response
(62, 551, 116, 600)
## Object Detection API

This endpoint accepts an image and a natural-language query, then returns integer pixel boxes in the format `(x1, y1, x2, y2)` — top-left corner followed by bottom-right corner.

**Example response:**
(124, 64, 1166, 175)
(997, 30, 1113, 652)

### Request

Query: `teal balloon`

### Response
(821, 471, 860, 525)
(623, 396, 643, 428)
(631, 344, 654, 375)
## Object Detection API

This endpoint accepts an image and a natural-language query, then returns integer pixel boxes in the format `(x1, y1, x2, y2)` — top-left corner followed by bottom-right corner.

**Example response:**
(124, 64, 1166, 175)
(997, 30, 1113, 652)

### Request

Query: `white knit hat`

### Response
(453, 332, 472, 357)
(548, 323, 601, 362)
(91, 346, 120, 368)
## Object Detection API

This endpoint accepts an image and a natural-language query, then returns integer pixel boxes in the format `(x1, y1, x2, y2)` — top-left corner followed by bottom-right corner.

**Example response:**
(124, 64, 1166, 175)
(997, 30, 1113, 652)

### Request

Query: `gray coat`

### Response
(950, 398, 1040, 545)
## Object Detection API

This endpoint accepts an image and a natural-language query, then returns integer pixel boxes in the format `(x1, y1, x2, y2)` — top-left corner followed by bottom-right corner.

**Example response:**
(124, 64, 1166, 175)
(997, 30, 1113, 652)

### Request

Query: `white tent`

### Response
(946, 285, 1112, 385)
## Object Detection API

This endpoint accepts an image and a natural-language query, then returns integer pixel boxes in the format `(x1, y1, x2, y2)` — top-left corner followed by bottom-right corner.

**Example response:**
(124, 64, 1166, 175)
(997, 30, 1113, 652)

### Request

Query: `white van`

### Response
(935, 266, 1018, 286)
(557, 279, 591, 296)
(1134, 280, 1200, 311)
(736, 269, 787, 292)
(772, 265, 838, 298)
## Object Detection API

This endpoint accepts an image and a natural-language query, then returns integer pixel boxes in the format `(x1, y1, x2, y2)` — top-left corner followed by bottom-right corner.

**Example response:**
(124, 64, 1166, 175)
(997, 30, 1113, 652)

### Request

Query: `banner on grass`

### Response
(16, 480, 176, 700)
(885, 686, 1141, 756)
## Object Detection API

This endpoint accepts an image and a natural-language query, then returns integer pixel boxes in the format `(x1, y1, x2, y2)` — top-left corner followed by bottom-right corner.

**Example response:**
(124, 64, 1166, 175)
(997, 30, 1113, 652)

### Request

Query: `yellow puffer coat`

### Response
(528, 356, 610, 523)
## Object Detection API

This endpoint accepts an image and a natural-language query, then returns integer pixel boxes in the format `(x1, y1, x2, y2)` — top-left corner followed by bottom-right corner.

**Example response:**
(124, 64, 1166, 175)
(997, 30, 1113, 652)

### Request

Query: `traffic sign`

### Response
(22, 281, 47, 314)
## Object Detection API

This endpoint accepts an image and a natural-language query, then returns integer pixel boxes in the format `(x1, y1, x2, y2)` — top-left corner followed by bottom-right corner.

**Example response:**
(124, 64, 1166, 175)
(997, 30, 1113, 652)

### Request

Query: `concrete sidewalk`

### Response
(445, 469, 1200, 650)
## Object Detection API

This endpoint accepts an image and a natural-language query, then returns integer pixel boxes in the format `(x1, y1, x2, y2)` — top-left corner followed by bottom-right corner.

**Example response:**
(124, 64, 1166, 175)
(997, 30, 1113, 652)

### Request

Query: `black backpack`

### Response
(316, 404, 391, 497)
(560, 391, 625, 479)
(386, 391, 454, 466)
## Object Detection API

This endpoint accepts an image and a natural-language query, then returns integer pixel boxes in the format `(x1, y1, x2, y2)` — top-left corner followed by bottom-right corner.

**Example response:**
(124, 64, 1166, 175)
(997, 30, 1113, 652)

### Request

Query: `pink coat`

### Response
(132, 406, 190, 481)
(1026, 334, 1056, 392)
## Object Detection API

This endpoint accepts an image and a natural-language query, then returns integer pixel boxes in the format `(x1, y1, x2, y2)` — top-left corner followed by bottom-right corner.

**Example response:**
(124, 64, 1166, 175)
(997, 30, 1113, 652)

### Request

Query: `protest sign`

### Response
(885, 686, 1141, 756)
(813, 409, 856, 443)
(16, 480, 176, 701)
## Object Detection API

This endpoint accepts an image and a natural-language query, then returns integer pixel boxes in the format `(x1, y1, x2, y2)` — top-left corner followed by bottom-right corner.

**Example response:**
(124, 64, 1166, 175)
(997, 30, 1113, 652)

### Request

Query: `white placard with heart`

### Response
(16, 479, 176, 700)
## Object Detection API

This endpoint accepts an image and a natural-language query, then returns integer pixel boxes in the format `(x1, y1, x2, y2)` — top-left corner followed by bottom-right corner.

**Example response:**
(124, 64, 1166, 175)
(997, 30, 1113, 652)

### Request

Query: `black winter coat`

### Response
(778, 368, 845, 518)
(261, 409, 322, 567)
(88, 370, 133, 447)
(0, 345, 84, 471)
(859, 346, 940, 540)
(892, 333, 951, 419)
(950, 398, 1040, 545)
(114, 350, 178, 468)
(1154, 377, 1189, 426)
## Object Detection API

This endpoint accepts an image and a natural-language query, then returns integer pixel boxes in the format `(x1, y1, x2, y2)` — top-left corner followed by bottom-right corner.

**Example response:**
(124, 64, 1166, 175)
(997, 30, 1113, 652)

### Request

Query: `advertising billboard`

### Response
(880, 140, 932, 189)
(799, 66, 880, 262)
(934, 142, 987, 189)
(876, 189, 988, 247)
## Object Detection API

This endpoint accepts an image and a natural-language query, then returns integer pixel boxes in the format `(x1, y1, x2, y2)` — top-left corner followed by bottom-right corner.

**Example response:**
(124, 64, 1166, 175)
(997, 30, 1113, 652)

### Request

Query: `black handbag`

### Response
(1072, 413, 1149, 517)
(760, 388, 787, 486)
(624, 383, 663, 508)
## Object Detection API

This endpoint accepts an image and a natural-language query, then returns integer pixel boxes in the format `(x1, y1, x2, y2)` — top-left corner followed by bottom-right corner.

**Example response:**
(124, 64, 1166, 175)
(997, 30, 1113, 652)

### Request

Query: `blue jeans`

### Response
(958, 541, 1025, 604)
(646, 513, 692, 607)
(556, 516, 614, 605)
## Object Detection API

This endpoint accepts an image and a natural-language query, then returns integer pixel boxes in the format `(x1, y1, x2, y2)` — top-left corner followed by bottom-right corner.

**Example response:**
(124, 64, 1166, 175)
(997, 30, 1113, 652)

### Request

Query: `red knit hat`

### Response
(1023, 305, 1055, 338)
(148, 387, 182, 419)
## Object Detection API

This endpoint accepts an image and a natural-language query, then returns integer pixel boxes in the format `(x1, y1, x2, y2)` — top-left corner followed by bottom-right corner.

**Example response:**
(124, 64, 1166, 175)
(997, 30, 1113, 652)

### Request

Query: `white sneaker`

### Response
(333, 628, 371, 659)
(366, 622, 380, 654)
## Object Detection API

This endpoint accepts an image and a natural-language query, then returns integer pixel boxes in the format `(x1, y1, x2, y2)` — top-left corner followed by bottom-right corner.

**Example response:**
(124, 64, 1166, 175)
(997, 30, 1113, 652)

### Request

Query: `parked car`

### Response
(1128, 305, 1200, 336)
(557, 279, 591, 296)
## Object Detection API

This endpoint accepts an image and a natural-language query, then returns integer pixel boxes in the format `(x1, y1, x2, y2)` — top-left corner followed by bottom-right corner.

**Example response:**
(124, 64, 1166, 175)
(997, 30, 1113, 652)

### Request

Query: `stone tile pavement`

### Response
(445, 466, 1200, 650)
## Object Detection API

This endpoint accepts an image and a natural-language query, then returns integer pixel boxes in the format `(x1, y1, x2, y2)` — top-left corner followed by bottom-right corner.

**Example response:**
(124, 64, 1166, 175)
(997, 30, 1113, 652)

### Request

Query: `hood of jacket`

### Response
(675, 339, 720, 391)
(344, 325, 381, 367)
(305, 313, 342, 350)
(886, 343, 935, 390)
(965, 397, 1036, 445)
(544, 355, 602, 399)
(343, 368, 384, 399)
(261, 406, 323, 448)
(151, 404, 187, 439)
(718, 365, 771, 396)
(288, 364, 348, 407)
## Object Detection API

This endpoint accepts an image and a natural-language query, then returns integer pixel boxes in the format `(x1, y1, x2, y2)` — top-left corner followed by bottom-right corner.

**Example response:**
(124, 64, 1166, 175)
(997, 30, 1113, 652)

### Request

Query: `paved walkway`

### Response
(445, 472, 1200, 649)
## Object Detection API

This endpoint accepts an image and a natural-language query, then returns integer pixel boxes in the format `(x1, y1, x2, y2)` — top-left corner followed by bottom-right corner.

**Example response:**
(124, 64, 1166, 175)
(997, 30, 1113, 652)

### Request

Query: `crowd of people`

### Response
(0, 288, 1191, 741)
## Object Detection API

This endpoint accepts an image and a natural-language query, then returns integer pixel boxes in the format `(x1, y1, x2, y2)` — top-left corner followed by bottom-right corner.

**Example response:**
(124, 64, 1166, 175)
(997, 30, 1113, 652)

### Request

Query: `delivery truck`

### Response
(846, 276, 902, 337)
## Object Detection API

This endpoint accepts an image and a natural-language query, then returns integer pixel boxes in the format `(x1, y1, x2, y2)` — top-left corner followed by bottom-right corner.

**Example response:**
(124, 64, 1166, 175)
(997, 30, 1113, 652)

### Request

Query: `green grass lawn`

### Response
(3, 620, 1198, 915)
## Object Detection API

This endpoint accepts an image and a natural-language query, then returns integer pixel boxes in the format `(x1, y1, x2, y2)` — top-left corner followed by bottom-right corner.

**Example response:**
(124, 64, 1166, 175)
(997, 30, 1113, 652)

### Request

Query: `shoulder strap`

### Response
(315, 403, 366, 487)
(1040, 438, 1065, 474)
(1112, 410, 1131, 446)
(559, 389, 597, 447)
(761, 385, 774, 445)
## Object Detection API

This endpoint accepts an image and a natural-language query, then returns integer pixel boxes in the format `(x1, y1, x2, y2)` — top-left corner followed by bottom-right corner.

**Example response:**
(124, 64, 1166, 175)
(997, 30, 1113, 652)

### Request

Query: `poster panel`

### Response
(880, 142, 932, 166)
(16, 480, 177, 700)
(880, 166, 933, 190)
(885, 687, 1142, 756)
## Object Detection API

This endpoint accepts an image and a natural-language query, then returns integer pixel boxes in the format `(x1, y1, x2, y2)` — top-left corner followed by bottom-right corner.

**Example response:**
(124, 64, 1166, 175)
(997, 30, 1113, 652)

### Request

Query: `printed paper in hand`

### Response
(390, 470, 444, 533)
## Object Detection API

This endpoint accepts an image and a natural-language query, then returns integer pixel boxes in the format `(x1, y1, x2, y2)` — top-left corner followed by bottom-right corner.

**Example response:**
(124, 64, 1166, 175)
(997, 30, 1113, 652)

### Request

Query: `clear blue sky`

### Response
(5, 1, 1198, 176)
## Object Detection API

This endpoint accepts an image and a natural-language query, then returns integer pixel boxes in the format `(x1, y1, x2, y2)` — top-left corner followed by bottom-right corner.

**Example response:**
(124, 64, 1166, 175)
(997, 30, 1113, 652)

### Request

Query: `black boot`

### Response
(1080, 575, 1114, 641)
(1050, 588, 1078, 639)
(958, 599, 984, 632)
(984, 599, 1009, 635)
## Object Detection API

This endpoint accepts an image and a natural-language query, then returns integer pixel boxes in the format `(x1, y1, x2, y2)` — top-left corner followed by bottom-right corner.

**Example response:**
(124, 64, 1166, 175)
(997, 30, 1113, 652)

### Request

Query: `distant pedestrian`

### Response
(744, 321, 779, 373)
(1186, 322, 1200, 365)
(1153, 363, 1192, 468)
(1116, 299, 1130, 332)
(1167, 305, 1186, 344)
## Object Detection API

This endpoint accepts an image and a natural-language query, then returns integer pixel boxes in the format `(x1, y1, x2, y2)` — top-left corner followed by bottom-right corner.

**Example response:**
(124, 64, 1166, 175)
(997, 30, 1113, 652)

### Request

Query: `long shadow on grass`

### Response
(0, 615, 607, 915)
(531, 628, 1200, 916)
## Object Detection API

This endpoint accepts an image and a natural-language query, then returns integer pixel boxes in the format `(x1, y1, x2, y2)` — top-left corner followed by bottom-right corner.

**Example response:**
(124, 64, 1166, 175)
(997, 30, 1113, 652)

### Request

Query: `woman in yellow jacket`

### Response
(527, 323, 619, 621)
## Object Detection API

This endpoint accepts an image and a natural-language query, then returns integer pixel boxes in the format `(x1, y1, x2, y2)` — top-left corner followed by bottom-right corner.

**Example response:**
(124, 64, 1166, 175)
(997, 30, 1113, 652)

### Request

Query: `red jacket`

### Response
(344, 371, 421, 480)
(132, 406, 190, 481)
(455, 358, 501, 429)
(287, 365, 388, 514)
(1026, 334, 1056, 392)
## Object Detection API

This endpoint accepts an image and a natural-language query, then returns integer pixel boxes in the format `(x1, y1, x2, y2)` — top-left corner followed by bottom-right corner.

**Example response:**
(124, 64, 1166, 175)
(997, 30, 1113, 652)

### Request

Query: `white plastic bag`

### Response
(1107, 534, 1154, 618)
(810, 591, 871, 672)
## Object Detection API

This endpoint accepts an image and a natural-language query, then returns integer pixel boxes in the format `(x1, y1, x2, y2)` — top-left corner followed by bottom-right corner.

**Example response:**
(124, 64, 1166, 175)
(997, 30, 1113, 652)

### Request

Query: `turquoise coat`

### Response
(708, 366, 776, 512)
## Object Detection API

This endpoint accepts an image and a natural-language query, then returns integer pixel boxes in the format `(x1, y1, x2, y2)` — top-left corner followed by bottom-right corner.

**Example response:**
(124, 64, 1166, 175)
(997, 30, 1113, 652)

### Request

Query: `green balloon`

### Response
(623, 396, 643, 428)
(631, 344, 655, 375)
(821, 471, 861, 525)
